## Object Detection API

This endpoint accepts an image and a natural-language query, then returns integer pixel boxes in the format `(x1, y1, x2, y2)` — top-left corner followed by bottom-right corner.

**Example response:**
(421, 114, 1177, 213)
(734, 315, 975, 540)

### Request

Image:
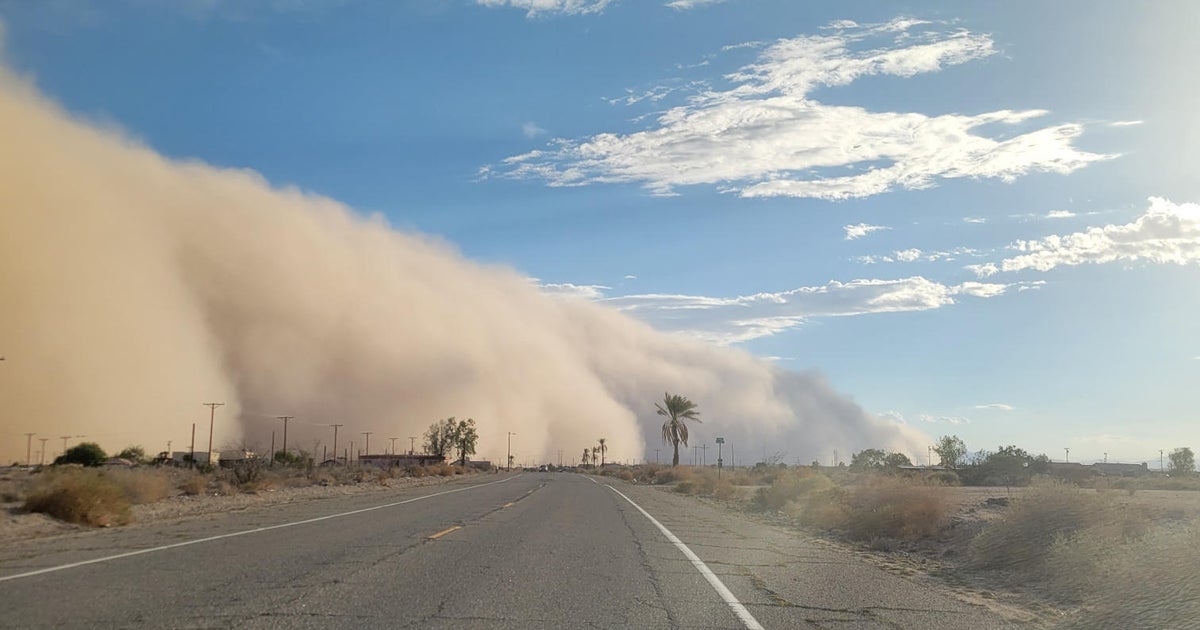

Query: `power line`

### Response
(276, 416, 292, 456)
(203, 403, 225, 462)
(330, 424, 344, 465)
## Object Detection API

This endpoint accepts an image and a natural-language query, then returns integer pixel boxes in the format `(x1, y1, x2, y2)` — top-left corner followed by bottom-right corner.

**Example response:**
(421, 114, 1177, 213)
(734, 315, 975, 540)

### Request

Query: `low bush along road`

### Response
(0, 473, 1021, 629)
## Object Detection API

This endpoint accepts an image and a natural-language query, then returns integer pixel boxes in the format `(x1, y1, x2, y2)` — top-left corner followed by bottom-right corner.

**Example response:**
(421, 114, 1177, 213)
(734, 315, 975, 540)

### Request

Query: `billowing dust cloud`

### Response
(0, 67, 927, 466)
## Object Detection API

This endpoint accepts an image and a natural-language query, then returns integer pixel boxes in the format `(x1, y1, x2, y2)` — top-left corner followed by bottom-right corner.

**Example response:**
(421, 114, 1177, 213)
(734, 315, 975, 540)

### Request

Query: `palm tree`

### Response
(598, 438, 607, 467)
(582, 448, 590, 467)
(656, 392, 701, 467)
(591, 446, 599, 468)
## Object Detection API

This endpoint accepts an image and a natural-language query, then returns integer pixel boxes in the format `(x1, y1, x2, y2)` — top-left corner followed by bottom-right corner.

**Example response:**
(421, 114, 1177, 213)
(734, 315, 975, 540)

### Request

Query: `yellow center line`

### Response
(428, 525, 461, 540)
(502, 502, 515, 508)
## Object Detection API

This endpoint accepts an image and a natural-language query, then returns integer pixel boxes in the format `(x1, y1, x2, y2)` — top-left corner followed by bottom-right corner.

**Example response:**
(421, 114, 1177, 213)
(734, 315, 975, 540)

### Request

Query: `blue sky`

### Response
(3, 0, 1197, 464)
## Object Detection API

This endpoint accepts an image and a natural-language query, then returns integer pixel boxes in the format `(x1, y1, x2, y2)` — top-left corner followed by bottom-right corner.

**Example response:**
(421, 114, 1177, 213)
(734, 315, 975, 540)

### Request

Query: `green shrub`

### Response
(24, 469, 131, 526)
(54, 442, 107, 467)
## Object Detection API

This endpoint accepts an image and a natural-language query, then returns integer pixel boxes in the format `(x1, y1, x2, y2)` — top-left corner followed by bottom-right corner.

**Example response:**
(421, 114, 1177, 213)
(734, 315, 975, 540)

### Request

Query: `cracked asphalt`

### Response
(0, 473, 1025, 629)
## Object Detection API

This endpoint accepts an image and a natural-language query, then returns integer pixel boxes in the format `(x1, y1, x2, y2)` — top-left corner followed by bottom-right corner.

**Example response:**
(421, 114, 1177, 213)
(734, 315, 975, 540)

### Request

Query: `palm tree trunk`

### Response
(672, 442, 680, 467)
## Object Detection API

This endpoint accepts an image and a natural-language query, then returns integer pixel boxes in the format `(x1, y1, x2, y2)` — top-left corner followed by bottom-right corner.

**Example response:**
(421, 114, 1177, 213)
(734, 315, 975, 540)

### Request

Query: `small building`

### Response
(101, 457, 135, 468)
(170, 451, 220, 465)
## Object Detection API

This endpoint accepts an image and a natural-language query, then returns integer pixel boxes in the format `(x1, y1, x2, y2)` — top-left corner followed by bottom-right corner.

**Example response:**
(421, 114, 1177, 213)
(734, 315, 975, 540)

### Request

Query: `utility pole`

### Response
(390, 437, 399, 455)
(270, 432, 276, 466)
(276, 416, 292, 456)
(654, 449, 660, 464)
(1160, 449, 1165, 472)
(558, 450, 563, 467)
(25, 433, 34, 466)
(731, 443, 735, 469)
(1104, 452, 1108, 464)
(928, 445, 933, 468)
(203, 402, 224, 463)
(362, 432, 373, 456)
(409, 436, 416, 455)
(693, 445, 699, 465)
(190, 423, 196, 465)
(1064, 447, 1070, 463)
(330, 424, 343, 465)
(59, 435, 72, 455)
(700, 443, 707, 466)
(507, 432, 516, 471)
(38, 438, 48, 465)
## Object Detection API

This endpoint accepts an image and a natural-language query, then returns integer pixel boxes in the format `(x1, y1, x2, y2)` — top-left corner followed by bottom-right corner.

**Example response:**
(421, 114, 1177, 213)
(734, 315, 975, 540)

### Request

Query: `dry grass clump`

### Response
(672, 467, 738, 500)
(1053, 524, 1200, 628)
(653, 466, 696, 485)
(107, 468, 171, 504)
(404, 464, 427, 478)
(752, 468, 832, 511)
(838, 477, 950, 542)
(24, 469, 132, 526)
(969, 480, 1148, 575)
(179, 473, 209, 495)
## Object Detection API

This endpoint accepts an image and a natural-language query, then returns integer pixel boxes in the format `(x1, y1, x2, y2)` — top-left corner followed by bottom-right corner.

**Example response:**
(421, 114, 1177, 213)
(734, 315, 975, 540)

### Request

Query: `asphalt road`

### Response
(0, 473, 1024, 629)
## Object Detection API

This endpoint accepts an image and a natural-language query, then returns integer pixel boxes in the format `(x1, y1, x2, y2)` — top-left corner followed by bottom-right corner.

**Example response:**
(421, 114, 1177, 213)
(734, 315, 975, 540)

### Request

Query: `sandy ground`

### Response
(0, 466, 470, 544)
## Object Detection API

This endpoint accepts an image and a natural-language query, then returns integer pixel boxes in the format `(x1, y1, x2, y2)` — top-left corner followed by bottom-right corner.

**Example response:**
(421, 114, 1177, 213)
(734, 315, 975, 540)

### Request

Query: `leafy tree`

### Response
(656, 392, 701, 467)
(116, 445, 146, 464)
(933, 435, 967, 468)
(850, 449, 912, 470)
(452, 418, 478, 466)
(55, 442, 106, 467)
(851, 448, 887, 469)
(1168, 447, 1195, 475)
(598, 438, 607, 467)
(581, 448, 590, 467)
(423, 418, 457, 460)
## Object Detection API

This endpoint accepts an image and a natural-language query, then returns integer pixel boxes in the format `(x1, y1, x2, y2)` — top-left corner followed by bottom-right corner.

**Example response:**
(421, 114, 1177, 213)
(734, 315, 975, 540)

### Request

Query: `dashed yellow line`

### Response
(428, 525, 461, 540)
(503, 502, 515, 508)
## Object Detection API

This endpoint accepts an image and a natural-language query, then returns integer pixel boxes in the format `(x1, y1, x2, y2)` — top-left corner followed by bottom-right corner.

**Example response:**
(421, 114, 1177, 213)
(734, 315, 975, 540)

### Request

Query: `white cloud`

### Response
(665, 0, 729, 9)
(856, 246, 983, 265)
(1046, 210, 1076, 219)
(844, 223, 890, 240)
(535, 281, 611, 300)
(963, 217, 988, 224)
(623, 274, 637, 280)
(522, 122, 546, 138)
(598, 276, 1016, 344)
(485, 19, 1114, 199)
(971, 197, 1200, 276)
(475, 0, 614, 17)
(918, 414, 971, 425)
(1109, 120, 1144, 127)
(974, 403, 1014, 411)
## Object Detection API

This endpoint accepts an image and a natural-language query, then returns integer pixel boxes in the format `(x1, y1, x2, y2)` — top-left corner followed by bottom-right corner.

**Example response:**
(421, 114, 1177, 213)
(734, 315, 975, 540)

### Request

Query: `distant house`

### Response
(170, 451, 219, 465)
(1092, 462, 1149, 477)
(101, 457, 135, 468)
(357, 454, 446, 469)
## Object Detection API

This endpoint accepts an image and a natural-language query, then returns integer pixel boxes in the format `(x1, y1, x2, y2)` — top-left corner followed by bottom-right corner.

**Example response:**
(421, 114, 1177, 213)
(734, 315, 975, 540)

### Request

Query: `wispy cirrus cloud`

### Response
(484, 19, 1114, 199)
(969, 197, 1200, 276)
(975, 403, 1014, 411)
(844, 223, 890, 240)
(665, 0, 730, 9)
(593, 276, 1025, 344)
(856, 246, 984, 265)
(475, 0, 614, 17)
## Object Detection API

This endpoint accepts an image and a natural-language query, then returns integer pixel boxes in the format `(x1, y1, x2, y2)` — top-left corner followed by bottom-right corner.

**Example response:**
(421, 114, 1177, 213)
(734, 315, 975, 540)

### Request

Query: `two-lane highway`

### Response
(0, 473, 1026, 629)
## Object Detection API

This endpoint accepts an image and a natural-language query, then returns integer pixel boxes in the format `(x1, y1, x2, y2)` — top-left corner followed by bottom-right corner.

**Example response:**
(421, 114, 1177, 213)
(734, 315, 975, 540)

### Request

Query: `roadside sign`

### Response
(715, 437, 725, 444)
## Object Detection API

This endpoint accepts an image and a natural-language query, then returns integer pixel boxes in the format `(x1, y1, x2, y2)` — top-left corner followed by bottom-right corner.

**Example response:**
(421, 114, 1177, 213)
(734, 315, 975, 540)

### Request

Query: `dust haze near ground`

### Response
(0, 63, 927, 466)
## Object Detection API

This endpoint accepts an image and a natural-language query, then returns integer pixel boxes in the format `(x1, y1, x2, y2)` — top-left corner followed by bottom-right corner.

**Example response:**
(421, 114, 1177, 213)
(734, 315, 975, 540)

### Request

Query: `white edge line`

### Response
(0, 475, 520, 583)
(606, 484, 765, 630)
